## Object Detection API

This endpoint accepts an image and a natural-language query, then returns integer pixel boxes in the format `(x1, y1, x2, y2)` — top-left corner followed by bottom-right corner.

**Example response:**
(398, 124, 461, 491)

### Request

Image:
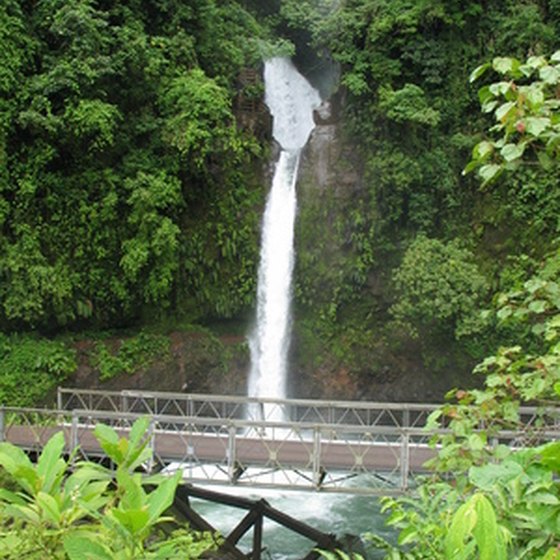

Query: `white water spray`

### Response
(248, 58, 321, 419)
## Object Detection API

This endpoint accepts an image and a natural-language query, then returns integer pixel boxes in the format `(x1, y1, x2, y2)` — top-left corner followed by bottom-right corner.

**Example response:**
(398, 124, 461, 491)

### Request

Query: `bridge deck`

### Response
(5, 424, 435, 471)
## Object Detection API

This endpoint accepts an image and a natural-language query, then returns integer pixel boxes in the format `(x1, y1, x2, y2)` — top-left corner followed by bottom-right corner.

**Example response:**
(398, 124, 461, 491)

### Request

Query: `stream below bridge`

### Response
(191, 486, 393, 559)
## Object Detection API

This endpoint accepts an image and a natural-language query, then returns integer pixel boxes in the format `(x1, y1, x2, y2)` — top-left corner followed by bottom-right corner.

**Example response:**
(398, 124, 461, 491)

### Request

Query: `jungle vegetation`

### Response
(1, 1, 560, 558)
(0, 0, 559, 404)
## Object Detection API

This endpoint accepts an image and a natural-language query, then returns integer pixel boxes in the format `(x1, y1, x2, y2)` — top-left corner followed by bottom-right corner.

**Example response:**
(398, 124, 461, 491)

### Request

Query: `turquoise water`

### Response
(191, 485, 395, 559)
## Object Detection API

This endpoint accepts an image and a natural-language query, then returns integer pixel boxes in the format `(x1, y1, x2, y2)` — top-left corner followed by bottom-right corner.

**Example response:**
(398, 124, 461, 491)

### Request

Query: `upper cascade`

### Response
(264, 57, 322, 151)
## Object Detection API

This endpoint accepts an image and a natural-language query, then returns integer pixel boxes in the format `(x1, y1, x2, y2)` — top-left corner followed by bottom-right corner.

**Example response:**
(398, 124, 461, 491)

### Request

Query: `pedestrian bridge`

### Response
(0, 388, 557, 495)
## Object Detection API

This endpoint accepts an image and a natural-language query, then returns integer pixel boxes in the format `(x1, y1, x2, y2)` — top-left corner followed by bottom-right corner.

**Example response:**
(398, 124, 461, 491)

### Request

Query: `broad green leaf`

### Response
(6, 502, 41, 524)
(397, 525, 417, 546)
(127, 445, 152, 472)
(478, 85, 495, 104)
(116, 469, 145, 510)
(473, 140, 494, 160)
(462, 159, 480, 175)
(478, 164, 502, 185)
(111, 507, 150, 535)
(425, 409, 442, 430)
(481, 100, 498, 113)
(94, 424, 124, 463)
(445, 500, 477, 558)
(469, 461, 523, 491)
(0, 443, 35, 473)
(94, 423, 119, 447)
(128, 416, 151, 455)
(147, 471, 181, 524)
(500, 143, 525, 162)
(468, 433, 485, 451)
(470, 63, 491, 83)
(539, 442, 560, 473)
(0, 444, 38, 495)
(493, 57, 515, 74)
(519, 64, 535, 77)
(540, 65, 560, 85)
(527, 87, 545, 108)
(495, 101, 516, 122)
(527, 55, 547, 69)
(36, 431, 66, 494)
(525, 278, 546, 294)
(65, 463, 111, 491)
(551, 51, 560, 63)
(36, 491, 61, 526)
(117, 437, 129, 459)
(472, 494, 504, 560)
(528, 299, 548, 313)
(314, 551, 338, 560)
(64, 533, 114, 560)
(528, 492, 559, 505)
(489, 82, 512, 97)
(0, 488, 26, 505)
(526, 117, 550, 137)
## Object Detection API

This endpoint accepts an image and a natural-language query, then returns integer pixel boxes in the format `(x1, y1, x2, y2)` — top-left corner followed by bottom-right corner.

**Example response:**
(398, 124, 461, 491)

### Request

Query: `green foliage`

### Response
(390, 236, 489, 339)
(93, 332, 170, 381)
(0, 0, 266, 330)
(160, 69, 241, 169)
(120, 171, 182, 305)
(0, 417, 215, 559)
(465, 50, 560, 186)
(372, 144, 560, 558)
(64, 99, 121, 152)
(372, 265, 560, 556)
(378, 84, 440, 126)
(0, 334, 76, 406)
(444, 493, 508, 560)
(316, 549, 363, 560)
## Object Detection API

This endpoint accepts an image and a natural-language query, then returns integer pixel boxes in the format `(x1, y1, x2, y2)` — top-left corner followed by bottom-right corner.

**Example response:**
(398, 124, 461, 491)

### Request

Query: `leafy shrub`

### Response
(390, 236, 489, 339)
(0, 334, 76, 406)
(93, 332, 170, 381)
(373, 243, 560, 558)
(0, 417, 215, 559)
(378, 84, 440, 126)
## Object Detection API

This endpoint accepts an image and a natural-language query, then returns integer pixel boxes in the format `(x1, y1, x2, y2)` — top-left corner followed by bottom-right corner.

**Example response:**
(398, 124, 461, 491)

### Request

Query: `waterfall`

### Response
(247, 58, 321, 421)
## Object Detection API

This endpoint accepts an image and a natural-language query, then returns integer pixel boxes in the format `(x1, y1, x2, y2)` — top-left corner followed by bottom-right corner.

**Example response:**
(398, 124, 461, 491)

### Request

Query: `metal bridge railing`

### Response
(0, 405, 443, 494)
(57, 387, 560, 434)
(57, 387, 442, 429)
(3, 404, 560, 495)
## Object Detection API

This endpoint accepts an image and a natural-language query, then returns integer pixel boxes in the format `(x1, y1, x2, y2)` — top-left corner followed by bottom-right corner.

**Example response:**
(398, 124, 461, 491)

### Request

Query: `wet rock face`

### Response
(302, 94, 362, 195)
(313, 100, 335, 125)
(64, 332, 250, 398)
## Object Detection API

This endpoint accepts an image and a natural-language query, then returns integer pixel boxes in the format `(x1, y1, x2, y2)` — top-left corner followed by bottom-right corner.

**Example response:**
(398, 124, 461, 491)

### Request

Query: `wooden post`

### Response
(0, 406, 4, 442)
(252, 509, 263, 560)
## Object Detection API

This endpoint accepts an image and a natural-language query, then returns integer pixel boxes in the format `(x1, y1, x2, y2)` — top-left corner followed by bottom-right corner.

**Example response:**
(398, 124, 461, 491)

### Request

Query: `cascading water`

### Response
(184, 56, 384, 560)
(247, 58, 321, 420)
